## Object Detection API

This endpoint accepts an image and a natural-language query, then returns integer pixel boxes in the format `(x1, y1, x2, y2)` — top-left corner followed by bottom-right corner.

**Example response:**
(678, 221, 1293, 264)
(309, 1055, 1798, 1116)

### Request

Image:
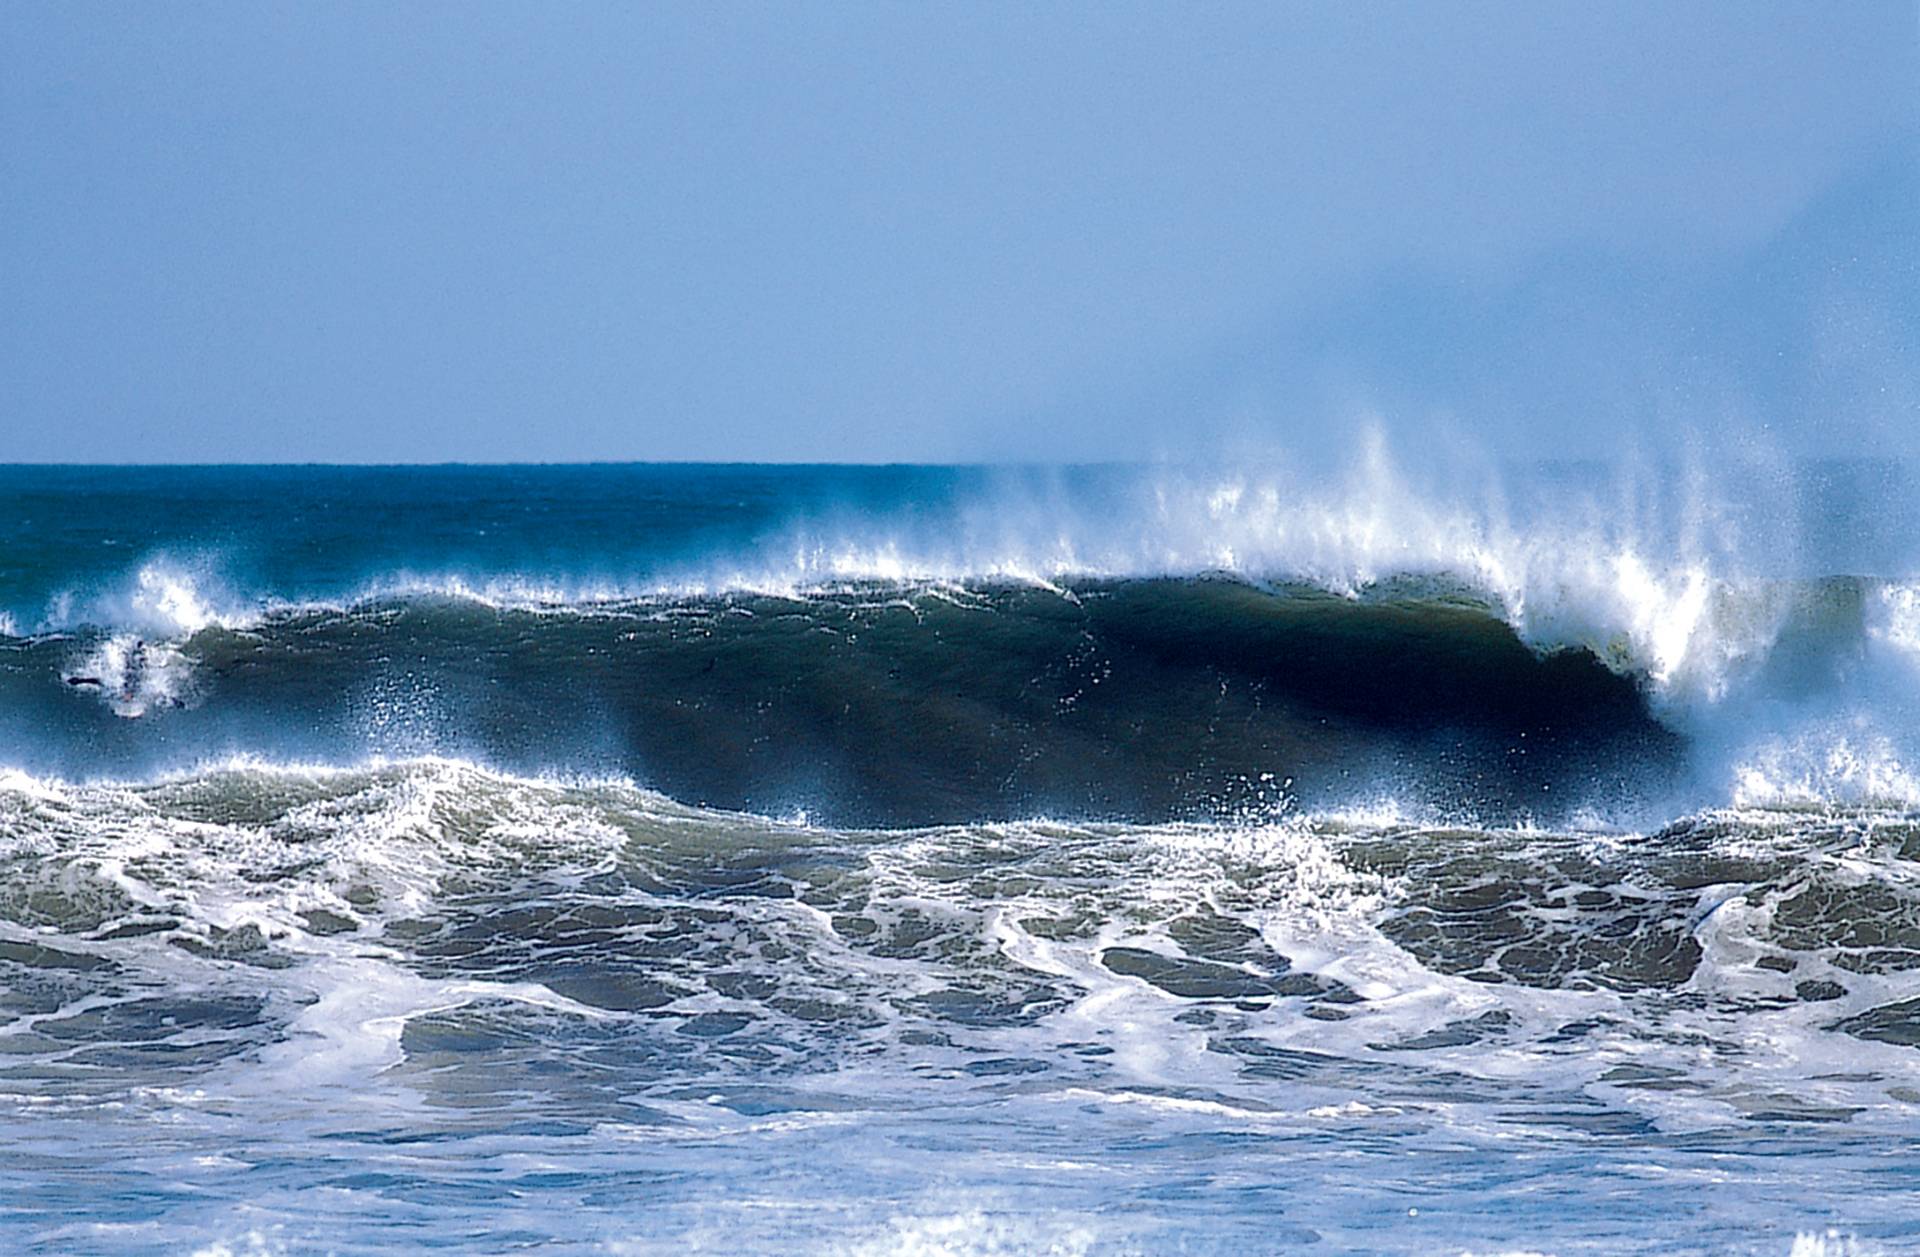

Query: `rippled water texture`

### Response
(2, 762, 1917, 1253)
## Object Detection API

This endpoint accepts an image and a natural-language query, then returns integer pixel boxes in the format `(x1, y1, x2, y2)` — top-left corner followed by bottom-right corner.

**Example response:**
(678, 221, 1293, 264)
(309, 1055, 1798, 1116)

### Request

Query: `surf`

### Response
(5, 458, 1919, 1255)
(1, 755, 1915, 1252)
(5, 449, 1920, 821)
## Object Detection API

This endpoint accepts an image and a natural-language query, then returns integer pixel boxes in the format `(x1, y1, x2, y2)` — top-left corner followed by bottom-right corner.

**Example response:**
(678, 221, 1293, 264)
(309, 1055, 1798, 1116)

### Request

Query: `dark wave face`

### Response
(8, 459, 1920, 818)
(1, 580, 1680, 825)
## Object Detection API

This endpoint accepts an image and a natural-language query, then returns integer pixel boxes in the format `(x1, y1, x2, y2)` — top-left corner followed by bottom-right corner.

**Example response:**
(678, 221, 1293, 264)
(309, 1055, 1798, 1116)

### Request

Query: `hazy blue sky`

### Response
(3, 3, 1914, 463)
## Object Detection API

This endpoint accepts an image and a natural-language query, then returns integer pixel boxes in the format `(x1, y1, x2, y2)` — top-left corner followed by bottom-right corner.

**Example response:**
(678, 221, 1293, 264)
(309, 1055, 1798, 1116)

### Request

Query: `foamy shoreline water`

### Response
(2, 755, 1918, 1252)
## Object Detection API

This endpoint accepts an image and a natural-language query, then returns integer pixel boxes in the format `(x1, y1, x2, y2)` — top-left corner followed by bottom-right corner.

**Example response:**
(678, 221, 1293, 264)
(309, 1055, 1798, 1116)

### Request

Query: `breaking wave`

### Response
(6, 457, 1919, 1252)
(5, 448, 1920, 818)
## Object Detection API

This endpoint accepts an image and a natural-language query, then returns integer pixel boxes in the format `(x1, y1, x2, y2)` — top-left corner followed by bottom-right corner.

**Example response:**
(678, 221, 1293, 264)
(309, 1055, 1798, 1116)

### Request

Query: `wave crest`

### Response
(7, 450, 1919, 813)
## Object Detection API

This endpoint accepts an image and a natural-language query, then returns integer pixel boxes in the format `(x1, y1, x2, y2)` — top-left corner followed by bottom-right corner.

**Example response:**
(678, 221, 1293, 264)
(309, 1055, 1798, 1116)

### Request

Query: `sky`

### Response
(1, 2, 1914, 464)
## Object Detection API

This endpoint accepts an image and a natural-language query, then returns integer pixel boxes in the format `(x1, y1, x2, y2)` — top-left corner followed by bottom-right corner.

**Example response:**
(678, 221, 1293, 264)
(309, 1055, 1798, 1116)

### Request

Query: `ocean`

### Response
(2, 459, 1917, 1255)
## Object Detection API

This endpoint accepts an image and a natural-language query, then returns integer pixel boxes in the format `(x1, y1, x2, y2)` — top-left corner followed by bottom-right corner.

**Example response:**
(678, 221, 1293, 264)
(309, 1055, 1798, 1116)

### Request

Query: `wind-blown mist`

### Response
(6, 445, 1920, 818)
(1093, 144, 1920, 468)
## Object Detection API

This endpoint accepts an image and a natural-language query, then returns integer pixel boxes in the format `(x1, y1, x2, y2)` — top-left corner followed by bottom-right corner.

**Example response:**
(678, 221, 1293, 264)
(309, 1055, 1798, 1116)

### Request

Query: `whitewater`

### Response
(3, 454, 1918, 1254)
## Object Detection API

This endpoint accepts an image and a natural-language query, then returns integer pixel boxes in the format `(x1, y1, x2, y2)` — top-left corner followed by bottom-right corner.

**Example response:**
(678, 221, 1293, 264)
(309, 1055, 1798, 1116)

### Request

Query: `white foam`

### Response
(0, 753, 1912, 1251)
(190, 1230, 288, 1257)
(63, 633, 199, 717)
(127, 561, 227, 634)
(1868, 582, 1920, 659)
(31, 557, 249, 637)
(844, 1210, 1099, 1257)
(1729, 726, 1920, 810)
(246, 956, 611, 1089)
(1790, 1233, 1884, 1257)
